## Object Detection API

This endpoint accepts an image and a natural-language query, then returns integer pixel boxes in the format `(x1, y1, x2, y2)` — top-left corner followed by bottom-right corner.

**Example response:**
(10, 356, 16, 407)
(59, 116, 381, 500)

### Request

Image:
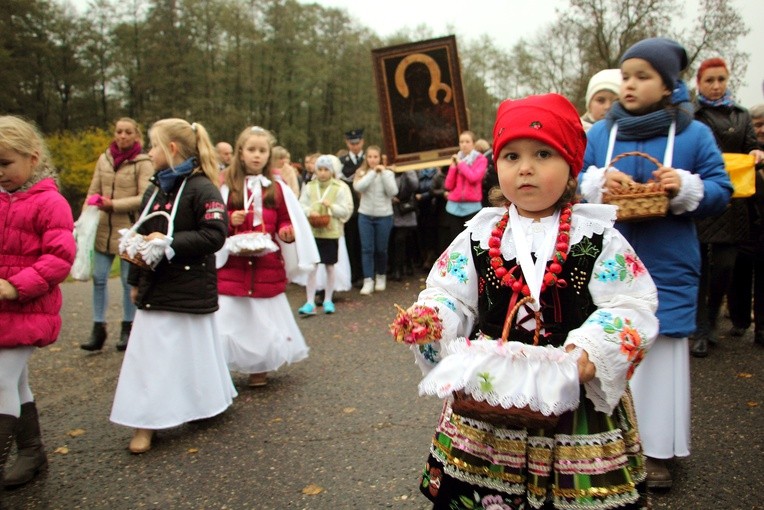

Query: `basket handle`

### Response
(233, 217, 267, 236)
(500, 295, 542, 346)
(129, 211, 174, 237)
(609, 151, 663, 169)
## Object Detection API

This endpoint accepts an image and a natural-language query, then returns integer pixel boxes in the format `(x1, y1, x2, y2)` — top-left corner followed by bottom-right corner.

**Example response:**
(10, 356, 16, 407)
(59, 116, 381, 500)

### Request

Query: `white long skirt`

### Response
(216, 294, 309, 373)
(630, 335, 691, 458)
(110, 310, 237, 429)
(291, 236, 352, 291)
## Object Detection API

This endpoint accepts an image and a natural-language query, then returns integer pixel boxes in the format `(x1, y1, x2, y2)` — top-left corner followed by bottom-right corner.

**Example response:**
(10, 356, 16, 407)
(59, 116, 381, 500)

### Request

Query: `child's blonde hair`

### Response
(149, 119, 218, 184)
(354, 145, 382, 181)
(0, 116, 53, 178)
(225, 126, 278, 209)
(474, 138, 490, 153)
(114, 117, 144, 144)
(272, 146, 290, 167)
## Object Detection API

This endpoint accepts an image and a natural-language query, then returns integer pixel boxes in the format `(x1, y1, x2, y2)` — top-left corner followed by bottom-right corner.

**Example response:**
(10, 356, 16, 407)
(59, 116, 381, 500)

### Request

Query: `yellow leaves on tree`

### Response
(47, 128, 112, 199)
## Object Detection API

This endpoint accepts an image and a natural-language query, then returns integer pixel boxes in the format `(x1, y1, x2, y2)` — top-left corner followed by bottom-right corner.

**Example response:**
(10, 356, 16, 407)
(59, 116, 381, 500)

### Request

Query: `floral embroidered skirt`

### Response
(419, 388, 648, 510)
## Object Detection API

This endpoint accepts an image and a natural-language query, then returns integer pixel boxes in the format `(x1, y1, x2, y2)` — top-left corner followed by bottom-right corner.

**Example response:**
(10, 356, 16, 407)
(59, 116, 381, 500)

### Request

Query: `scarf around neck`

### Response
(156, 157, 197, 192)
(109, 141, 142, 169)
(697, 90, 735, 108)
(458, 149, 481, 166)
(606, 80, 694, 140)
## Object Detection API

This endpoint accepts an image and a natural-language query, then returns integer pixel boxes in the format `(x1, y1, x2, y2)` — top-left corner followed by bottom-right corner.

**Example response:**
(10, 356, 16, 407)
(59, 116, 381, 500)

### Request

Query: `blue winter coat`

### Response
(582, 120, 732, 337)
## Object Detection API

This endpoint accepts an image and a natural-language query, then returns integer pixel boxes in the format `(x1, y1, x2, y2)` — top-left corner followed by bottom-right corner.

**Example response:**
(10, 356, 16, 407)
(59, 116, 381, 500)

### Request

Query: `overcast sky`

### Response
(310, 0, 763, 107)
(67, 0, 763, 106)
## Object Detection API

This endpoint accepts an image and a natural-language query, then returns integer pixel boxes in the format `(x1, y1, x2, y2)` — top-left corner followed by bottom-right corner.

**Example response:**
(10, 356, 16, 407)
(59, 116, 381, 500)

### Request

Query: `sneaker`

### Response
(323, 301, 335, 314)
(298, 302, 316, 316)
(360, 278, 374, 295)
(375, 274, 387, 291)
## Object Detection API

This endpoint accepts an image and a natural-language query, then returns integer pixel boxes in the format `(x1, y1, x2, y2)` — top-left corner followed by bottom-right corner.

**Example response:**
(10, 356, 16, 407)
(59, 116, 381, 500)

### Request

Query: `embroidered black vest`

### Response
(470, 232, 604, 347)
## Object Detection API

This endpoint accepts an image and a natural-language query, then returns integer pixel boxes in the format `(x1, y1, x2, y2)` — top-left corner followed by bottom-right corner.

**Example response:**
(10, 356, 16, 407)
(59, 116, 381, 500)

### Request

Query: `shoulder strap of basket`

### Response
(315, 181, 340, 212)
(606, 121, 676, 168)
(132, 178, 189, 237)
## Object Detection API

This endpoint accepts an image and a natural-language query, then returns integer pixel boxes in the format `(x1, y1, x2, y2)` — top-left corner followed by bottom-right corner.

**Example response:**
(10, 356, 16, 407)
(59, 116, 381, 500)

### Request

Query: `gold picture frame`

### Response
(372, 35, 469, 171)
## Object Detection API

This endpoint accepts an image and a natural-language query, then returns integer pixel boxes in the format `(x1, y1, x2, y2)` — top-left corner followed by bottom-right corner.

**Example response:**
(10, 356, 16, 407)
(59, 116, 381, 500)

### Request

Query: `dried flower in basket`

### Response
(390, 304, 443, 345)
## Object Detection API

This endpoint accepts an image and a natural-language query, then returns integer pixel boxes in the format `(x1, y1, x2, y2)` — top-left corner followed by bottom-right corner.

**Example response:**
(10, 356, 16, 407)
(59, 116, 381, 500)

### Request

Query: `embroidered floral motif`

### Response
(433, 295, 457, 312)
(418, 343, 439, 364)
(593, 251, 646, 283)
(421, 463, 442, 497)
(586, 311, 647, 379)
(452, 492, 526, 510)
(570, 237, 600, 259)
(437, 250, 469, 283)
(478, 276, 486, 296)
(478, 372, 495, 392)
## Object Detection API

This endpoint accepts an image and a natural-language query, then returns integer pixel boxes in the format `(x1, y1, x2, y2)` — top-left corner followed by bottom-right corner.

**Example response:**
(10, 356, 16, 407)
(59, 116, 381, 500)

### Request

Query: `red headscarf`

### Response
(492, 93, 586, 176)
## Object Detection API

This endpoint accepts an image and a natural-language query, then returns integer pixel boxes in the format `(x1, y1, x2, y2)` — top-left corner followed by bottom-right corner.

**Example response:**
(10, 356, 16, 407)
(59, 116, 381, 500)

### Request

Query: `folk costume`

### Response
(215, 176, 316, 375)
(410, 203, 658, 509)
(400, 93, 660, 509)
(111, 165, 236, 429)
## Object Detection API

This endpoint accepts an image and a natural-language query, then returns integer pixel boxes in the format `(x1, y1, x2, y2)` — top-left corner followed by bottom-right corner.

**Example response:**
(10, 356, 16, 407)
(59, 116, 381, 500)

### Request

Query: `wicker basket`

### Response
(602, 151, 669, 222)
(450, 296, 562, 429)
(308, 214, 331, 228)
(119, 211, 173, 270)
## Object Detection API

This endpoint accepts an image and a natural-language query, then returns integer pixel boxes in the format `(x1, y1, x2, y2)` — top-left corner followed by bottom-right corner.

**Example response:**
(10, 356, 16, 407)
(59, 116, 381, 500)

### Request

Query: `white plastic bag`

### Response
(70, 206, 100, 281)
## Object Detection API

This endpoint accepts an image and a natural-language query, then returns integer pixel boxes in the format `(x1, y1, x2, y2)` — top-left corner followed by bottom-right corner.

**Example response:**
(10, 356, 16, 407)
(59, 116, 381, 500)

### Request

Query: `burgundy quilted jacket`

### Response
(217, 183, 293, 298)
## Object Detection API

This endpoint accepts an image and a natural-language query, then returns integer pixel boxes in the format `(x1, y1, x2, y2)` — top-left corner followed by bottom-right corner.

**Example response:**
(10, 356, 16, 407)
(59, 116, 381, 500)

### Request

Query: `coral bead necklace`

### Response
(488, 203, 572, 296)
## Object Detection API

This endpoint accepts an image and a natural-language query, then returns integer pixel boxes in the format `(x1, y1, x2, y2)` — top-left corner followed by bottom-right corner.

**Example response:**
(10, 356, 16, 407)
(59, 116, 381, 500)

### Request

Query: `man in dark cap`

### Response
(339, 128, 365, 286)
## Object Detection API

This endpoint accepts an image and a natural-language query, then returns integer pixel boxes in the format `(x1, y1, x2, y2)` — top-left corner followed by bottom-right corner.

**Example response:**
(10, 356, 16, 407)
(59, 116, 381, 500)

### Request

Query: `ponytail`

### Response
(190, 122, 219, 185)
(149, 119, 219, 186)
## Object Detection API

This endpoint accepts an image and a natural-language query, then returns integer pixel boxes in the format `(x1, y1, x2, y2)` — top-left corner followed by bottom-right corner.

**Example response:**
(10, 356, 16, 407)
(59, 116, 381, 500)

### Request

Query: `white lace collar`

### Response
(468, 204, 617, 261)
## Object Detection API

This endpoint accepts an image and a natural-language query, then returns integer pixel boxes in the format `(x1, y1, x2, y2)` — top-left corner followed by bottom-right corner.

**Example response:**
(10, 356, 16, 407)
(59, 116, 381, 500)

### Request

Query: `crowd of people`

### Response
(0, 35, 763, 509)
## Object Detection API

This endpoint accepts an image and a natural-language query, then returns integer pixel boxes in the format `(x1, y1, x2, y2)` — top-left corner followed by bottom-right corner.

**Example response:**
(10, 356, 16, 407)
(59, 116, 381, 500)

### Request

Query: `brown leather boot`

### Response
(645, 456, 672, 489)
(3, 402, 47, 487)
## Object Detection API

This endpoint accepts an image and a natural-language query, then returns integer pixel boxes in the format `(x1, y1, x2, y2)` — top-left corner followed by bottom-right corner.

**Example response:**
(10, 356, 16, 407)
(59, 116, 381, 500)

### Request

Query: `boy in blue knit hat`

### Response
(580, 36, 732, 490)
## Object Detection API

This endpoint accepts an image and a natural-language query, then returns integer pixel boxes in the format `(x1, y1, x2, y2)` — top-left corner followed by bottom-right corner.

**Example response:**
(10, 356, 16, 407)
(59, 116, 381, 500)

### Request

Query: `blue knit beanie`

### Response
(620, 37, 688, 89)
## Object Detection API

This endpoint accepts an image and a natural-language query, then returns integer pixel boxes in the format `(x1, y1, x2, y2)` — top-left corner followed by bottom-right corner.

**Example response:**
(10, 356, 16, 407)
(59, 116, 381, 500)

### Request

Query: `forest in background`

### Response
(1, 0, 750, 207)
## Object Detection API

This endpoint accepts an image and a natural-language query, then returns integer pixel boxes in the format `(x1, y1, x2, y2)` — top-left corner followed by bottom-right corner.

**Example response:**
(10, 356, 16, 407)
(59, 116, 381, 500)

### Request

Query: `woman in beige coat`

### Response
(80, 118, 153, 352)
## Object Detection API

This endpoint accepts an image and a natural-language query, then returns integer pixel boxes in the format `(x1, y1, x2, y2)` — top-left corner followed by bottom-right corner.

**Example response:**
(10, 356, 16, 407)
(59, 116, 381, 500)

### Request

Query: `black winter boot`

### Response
(0, 414, 18, 501)
(690, 336, 708, 358)
(80, 322, 107, 351)
(3, 402, 47, 488)
(116, 321, 132, 352)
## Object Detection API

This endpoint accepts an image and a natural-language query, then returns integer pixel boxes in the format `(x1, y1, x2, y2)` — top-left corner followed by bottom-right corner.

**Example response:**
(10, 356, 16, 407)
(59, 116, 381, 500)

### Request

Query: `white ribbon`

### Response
(508, 204, 560, 312)
(244, 174, 272, 227)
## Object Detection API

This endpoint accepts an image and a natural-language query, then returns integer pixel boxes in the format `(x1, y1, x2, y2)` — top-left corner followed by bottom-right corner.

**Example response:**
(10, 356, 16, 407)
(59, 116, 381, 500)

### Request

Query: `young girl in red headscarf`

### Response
(395, 93, 659, 509)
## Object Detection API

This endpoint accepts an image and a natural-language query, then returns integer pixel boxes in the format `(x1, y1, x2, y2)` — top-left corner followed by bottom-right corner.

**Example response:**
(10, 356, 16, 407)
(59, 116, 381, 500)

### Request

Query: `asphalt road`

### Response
(4, 276, 763, 510)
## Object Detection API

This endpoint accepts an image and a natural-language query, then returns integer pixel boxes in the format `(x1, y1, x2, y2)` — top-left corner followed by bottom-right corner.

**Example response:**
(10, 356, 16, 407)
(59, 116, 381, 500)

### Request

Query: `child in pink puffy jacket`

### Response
(443, 130, 488, 244)
(0, 116, 75, 495)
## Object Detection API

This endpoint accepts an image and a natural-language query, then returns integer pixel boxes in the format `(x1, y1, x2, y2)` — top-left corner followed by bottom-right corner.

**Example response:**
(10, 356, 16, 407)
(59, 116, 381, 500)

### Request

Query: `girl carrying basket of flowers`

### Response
(110, 119, 236, 454)
(392, 94, 659, 509)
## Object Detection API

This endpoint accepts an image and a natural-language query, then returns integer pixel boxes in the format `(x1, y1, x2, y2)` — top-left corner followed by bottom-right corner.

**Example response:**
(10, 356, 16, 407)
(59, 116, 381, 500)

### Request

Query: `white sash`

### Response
(605, 121, 676, 168)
